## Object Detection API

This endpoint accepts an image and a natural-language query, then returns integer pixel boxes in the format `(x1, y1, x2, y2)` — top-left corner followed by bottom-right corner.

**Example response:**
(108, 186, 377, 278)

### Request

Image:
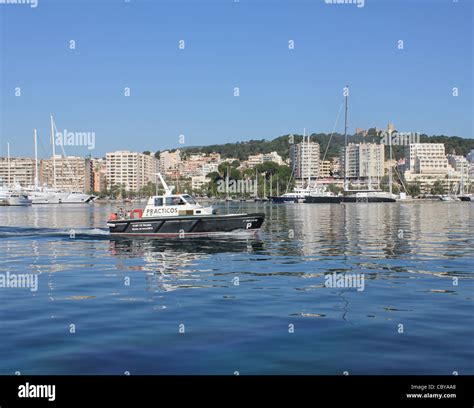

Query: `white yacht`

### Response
(0, 186, 32, 206)
(26, 125, 94, 204)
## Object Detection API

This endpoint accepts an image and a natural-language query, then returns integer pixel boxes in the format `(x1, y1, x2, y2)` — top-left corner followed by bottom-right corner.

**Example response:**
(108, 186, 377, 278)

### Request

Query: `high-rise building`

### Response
(40, 156, 88, 192)
(0, 157, 36, 187)
(290, 141, 320, 181)
(341, 143, 385, 180)
(106, 151, 158, 192)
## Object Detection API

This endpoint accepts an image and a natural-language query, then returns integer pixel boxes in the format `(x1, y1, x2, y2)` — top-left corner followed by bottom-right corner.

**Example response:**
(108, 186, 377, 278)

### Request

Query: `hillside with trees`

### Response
(177, 133, 474, 162)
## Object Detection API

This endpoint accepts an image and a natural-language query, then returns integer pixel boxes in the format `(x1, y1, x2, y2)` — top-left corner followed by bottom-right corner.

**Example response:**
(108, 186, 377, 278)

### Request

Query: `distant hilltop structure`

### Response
(356, 123, 396, 137)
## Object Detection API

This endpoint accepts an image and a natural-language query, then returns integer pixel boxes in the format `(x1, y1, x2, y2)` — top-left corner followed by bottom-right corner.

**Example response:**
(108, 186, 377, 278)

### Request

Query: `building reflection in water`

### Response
(108, 237, 264, 292)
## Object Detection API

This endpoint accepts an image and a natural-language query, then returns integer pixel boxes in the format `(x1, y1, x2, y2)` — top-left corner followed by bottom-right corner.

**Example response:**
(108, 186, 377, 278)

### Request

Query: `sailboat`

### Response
(26, 117, 94, 204)
(340, 86, 396, 203)
(270, 129, 326, 203)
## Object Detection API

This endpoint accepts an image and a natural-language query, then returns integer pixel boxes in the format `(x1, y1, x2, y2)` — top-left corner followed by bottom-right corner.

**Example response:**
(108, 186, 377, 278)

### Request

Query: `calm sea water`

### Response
(0, 201, 472, 375)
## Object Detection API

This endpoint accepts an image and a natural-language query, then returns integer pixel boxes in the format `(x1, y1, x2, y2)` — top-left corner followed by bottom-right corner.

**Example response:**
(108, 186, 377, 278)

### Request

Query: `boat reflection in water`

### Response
(108, 236, 264, 292)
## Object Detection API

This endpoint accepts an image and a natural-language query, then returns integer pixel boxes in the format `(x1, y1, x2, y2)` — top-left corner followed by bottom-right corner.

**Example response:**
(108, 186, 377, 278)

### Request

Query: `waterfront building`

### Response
(290, 141, 320, 181)
(92, 158, 107, 193)
(106, 151, 158, 192)
(40, 155, 89, 192)
(402, 143, 465, 193)
(319, 160, 332, 178)
(341, 142, 385, 181)
(0, 157, 35, 187)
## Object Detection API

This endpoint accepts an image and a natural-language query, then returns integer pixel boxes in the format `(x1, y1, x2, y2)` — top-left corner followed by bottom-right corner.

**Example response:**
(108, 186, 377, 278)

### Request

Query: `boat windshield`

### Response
(182, 194, 196, 205)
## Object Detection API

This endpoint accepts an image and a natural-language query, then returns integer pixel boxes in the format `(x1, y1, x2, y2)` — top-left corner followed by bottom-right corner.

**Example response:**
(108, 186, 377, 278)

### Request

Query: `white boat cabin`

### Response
(142, 194, 215, 218)
(111, 174, 216, 220)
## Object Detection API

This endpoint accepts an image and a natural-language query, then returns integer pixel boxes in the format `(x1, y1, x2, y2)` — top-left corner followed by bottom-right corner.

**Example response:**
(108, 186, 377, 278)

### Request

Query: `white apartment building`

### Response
(263, 151, 283, 165)
(201, 163, 219, 176)
(290, 141, 320, 180)
(319, 160, 332, 178)
(191, 175, 210, 191)
(403, 143, 465, 193)
(0, 157, 36, 187)
(106, 151, 158, 192)
(246, 151, 283, 168)
(341, 143, 385, 180)
(404, 143, 448, 173)
(159, 150, 181, 173)
(40, 156, 89, 192)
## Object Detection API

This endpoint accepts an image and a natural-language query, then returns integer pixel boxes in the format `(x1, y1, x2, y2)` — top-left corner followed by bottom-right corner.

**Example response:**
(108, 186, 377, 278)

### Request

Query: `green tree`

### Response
(430, 180, 445, 195)
(406, 182, 421, 197)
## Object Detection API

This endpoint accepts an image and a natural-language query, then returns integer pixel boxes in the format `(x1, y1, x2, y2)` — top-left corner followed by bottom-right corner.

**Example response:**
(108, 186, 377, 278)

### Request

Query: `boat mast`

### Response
(50, 115, 57, 188)
(389, 127, 393, 195)
(302, 128, 306, 188)
(34, 129, 39, 188)
(263, 172, 266, 198)
(307, 130, 311, 188)
(226, 164, 229, 199)
(270, 172, 273, 197)
(7, 142, 11, 187)
(276, 174, 279, 196)
(254, 168, 258, 198)
(343, 86, 349, 192)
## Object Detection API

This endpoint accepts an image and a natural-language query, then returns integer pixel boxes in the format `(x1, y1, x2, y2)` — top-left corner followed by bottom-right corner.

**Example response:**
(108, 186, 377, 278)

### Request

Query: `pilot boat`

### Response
(107, 174, 265, 237)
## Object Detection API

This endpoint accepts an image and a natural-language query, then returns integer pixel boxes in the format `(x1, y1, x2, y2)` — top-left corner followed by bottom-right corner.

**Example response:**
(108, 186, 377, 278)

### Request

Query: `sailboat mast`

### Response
(255, 168, 258, 198)
(7, 142, 11, 187)
(50, 115, 57, 188)
(226, 164, 229, 199)
(263, 173, 266, 198)
(307, 131, 311, 188)
(34, 129, 39, 188)
(270, 172, 273, 197)
(302, 128, 306, 187)
(343, 86, 349, 191)
(389, 128, 393, 195)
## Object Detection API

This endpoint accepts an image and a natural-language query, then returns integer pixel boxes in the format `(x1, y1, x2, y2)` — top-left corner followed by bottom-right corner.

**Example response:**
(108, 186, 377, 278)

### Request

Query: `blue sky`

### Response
(0, 0, 472, 158)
